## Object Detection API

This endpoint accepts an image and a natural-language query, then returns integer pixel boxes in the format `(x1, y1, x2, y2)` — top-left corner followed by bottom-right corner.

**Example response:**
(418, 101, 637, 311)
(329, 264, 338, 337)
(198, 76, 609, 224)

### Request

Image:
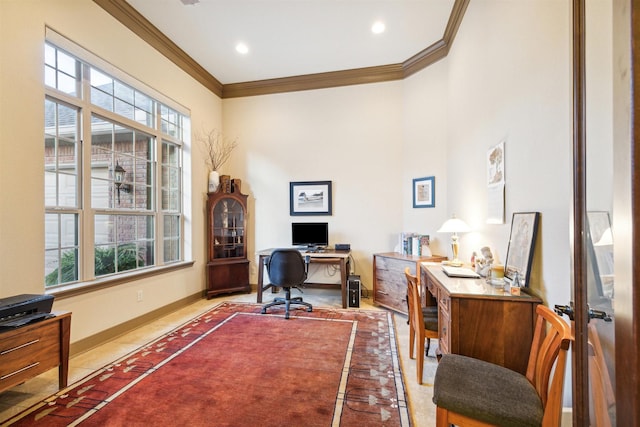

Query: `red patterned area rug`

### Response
(2, 302, 411, 427)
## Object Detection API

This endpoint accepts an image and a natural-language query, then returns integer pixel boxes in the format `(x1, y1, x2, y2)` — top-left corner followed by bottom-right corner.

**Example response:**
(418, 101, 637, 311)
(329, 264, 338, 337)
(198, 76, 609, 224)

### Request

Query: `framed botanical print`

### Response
(413, 176, 435, 208)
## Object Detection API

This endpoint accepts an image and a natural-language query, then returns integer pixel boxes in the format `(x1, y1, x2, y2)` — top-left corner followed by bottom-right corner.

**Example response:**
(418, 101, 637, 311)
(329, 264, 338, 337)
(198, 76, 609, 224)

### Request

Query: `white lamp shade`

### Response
(438, 217, 471, 233)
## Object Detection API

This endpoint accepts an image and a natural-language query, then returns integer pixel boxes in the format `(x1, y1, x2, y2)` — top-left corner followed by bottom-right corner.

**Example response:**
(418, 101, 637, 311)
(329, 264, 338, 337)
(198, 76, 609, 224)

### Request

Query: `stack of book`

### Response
(400, 233, 430, 256)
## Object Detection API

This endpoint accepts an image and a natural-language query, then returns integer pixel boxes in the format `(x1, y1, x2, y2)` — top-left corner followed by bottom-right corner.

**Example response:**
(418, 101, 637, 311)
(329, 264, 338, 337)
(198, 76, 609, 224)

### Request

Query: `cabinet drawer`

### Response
(438, 291, 451, 317)
(377, 256, 414, 276)
(425, 275, 438, 299)
(374, 288, 407, 313)
(0, 322, 61, 389)
(374, 256, 413, 313)
(438, 309, 450, 354)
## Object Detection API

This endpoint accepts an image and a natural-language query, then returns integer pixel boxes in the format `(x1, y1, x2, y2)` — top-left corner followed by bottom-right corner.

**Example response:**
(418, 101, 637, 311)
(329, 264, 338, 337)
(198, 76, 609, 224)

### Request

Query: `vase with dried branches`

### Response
(198, 129, 238, 192)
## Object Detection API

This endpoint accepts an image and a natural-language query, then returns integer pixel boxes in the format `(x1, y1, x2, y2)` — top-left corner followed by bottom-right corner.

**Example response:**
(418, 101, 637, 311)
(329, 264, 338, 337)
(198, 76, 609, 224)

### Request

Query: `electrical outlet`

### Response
(137, 290, 143, 302)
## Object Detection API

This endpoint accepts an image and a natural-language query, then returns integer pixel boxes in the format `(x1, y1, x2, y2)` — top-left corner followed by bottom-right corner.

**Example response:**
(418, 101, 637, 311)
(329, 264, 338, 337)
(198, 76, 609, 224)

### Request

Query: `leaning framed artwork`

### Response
(289, 181, 332, 216)
(413, 176, 435, 208)
(504, 211, 540, 287)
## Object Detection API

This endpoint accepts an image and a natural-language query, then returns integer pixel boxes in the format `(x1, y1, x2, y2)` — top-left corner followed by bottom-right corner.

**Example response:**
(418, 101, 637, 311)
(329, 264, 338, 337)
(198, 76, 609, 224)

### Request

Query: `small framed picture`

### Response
(504, 212, 540, 287)
(290, 181, 332, 216)
(413, 176, 435, 208)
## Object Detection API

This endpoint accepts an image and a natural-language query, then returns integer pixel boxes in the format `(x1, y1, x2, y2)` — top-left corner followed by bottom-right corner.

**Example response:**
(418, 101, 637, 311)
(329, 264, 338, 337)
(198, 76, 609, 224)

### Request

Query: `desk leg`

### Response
(59, 315, 71, 389)
(257, 255, 266, 303)
(340, 258, 348, 309)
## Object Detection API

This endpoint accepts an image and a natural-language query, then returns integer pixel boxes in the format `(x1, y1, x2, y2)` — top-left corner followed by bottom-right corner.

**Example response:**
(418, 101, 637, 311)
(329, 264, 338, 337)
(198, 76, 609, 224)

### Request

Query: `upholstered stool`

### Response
(433, 354, 543, 427)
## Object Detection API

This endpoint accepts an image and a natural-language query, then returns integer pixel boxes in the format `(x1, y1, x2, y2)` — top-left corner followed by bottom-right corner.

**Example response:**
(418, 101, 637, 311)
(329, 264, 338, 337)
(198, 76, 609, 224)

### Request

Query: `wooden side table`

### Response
(0, 311, 71, 393)
(373, 252, 446, 314)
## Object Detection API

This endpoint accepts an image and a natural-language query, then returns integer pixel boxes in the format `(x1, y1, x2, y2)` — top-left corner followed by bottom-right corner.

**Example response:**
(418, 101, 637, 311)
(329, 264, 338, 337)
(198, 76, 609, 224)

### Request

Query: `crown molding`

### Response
(93, 0, 223, 97)
(222, 64, 404, 99)
(93, 0, 468, 99)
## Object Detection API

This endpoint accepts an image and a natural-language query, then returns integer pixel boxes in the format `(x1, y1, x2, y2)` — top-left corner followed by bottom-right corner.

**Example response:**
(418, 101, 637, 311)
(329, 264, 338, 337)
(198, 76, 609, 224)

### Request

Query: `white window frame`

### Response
(45, 29, 191, 292)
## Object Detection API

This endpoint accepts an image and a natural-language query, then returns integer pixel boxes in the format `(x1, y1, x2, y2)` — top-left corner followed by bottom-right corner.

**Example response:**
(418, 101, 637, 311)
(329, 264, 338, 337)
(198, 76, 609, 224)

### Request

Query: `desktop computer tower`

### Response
(348, 275, 361, 308)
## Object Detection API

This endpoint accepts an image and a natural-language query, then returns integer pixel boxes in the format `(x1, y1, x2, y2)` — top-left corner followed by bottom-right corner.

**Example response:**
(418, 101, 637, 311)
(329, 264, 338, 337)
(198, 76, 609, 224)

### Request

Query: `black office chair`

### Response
(261, 249, 313, 319)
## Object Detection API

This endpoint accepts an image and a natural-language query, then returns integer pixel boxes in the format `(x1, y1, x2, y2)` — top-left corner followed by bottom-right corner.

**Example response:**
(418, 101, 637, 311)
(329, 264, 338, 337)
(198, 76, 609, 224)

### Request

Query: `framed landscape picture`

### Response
(290, 181, 332, 216)
(413, 176, 435, 208)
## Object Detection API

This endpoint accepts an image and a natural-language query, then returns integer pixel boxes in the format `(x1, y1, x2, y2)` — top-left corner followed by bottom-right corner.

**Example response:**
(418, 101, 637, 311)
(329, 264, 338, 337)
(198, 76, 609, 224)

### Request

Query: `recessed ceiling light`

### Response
(371, 21, 386, 34)
(180, 0, 199, 5)
(235, 43, 249, 55)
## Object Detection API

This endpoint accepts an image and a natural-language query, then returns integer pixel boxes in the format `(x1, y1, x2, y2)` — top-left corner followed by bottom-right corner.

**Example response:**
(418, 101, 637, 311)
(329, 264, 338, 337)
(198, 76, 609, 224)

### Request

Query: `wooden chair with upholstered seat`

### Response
(432, 304, 573, 427)
(404, 267, 438, 385)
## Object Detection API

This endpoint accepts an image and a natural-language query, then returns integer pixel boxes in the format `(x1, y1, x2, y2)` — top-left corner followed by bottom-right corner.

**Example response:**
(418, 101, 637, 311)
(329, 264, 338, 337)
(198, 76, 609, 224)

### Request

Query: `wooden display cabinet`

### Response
(206, 178, 250, 298)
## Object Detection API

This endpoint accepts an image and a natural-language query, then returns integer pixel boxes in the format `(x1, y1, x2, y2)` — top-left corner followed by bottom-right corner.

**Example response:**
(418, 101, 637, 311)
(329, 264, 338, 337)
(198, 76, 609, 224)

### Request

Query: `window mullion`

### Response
(80, 62, 95, 281)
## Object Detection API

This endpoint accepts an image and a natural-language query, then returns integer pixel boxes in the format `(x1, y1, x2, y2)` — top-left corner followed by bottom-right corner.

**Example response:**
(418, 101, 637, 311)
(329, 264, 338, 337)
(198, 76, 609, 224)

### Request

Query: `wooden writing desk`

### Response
(0, 311, 71, 393)
(421, 263, 541, 375)
(256, 249, 351, 308)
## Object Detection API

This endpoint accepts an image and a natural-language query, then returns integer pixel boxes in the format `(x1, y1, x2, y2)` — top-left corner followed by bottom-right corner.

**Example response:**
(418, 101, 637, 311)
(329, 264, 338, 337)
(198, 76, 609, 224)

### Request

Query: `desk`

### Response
(421, 263, 541, 375)
(257, 249, 351, 308)
(0, 311, 71, 393)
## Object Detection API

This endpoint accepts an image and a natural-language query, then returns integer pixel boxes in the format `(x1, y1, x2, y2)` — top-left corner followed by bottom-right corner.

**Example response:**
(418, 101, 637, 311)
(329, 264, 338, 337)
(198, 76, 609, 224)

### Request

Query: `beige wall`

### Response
(444, 0, 573, 307)
(224, 1, 574, 308)
(222, 81, 407, 289)
(1, 0, 575, 346)
(0, 0, 221, 342)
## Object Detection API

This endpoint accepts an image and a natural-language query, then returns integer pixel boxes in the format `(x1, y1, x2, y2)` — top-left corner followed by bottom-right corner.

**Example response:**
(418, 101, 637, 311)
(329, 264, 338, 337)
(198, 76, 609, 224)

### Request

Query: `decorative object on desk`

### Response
(437, 215, 471, 267)
(198, 128, 238, 193)
(412, 176, 435, 208)
(289, 180, 332, 216)
(504, 211, 540, 287)
(490, 263, 506, 286)
(474, 246, 494, 277)
(2, 303, 410, 427)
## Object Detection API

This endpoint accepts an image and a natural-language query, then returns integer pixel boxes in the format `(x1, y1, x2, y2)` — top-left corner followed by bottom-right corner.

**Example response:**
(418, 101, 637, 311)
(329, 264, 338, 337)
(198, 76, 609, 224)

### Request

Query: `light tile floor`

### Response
(0, 288, 439, 426)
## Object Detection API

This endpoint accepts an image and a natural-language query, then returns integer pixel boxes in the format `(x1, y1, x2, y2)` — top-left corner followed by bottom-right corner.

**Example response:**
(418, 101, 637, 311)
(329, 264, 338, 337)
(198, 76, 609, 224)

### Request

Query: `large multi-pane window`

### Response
(44, 36, 187, 288)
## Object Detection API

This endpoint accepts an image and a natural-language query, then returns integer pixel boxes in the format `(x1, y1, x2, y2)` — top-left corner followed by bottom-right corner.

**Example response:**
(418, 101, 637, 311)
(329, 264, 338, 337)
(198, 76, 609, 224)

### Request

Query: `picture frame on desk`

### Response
(504, 212, 540, 287)
(413, 176, 435, 208)
(290, 181, 332, 216)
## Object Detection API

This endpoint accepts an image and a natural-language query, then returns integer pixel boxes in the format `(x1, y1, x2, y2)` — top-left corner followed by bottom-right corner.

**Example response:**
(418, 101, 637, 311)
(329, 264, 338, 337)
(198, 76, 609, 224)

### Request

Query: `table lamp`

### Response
(437, 215, 471, 266)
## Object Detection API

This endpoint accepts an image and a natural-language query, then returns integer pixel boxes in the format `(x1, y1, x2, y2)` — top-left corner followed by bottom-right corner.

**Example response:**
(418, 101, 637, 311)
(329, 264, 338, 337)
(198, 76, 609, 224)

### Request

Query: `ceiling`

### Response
(125, 0, 455, 85)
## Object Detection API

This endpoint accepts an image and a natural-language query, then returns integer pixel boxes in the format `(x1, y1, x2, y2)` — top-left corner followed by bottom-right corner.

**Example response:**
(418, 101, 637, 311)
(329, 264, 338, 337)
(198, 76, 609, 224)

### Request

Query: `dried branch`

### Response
(197, 128, 238, 171)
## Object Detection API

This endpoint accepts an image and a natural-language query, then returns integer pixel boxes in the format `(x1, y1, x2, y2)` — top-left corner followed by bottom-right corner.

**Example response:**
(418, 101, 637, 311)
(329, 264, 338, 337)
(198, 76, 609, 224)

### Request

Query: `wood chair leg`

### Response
(409, 322, 416, 359)
(417, 335, 425, 384)
(435, 406, 451, 427)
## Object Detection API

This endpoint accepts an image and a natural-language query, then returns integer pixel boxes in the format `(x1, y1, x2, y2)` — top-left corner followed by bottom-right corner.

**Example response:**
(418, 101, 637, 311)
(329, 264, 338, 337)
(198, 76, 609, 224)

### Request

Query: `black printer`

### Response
(0, 294, 55, 330)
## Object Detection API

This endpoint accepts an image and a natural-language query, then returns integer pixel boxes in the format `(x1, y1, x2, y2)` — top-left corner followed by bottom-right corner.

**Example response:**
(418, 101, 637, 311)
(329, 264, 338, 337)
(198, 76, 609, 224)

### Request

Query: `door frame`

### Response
(572, 0, 639, 424)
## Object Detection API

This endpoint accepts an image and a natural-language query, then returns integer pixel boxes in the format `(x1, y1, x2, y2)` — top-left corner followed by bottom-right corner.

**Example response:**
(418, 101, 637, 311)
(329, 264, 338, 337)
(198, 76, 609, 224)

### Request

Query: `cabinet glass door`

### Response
(212, 198, 245, 259)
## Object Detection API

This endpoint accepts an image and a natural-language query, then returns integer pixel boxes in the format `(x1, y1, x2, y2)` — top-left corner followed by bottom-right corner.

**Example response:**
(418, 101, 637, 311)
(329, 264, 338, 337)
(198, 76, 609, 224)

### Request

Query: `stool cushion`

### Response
(433, 354, 543, 427)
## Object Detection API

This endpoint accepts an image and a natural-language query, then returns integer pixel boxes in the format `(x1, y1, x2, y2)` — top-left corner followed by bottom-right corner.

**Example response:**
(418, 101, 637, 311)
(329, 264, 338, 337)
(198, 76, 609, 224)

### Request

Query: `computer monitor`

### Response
(291, 222, 329, 248)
